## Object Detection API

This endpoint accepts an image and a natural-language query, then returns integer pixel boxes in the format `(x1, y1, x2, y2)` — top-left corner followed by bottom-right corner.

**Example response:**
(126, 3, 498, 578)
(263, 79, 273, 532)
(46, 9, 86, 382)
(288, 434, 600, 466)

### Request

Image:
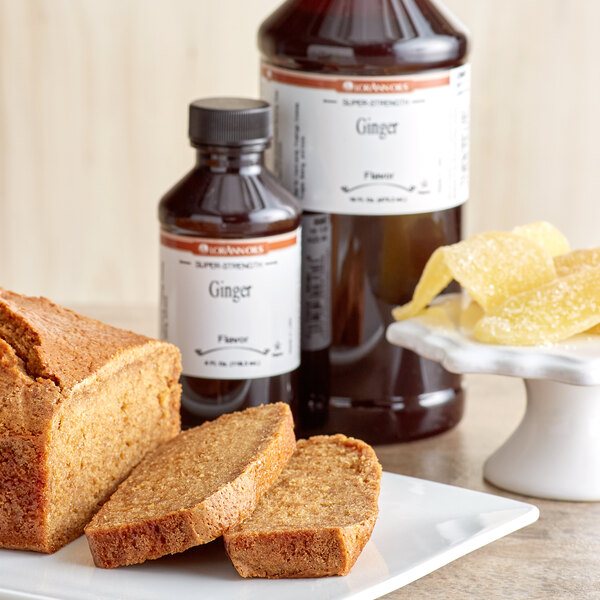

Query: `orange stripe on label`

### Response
(261, 65, 450, 94)
(161, 231, 298, 257)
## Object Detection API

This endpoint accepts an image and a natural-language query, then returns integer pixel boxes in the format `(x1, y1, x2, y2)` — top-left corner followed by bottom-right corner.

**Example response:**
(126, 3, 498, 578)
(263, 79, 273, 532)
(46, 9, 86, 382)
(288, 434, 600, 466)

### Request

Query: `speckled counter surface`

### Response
(377, 374, 600, 599)
(79, 306, 600, 599)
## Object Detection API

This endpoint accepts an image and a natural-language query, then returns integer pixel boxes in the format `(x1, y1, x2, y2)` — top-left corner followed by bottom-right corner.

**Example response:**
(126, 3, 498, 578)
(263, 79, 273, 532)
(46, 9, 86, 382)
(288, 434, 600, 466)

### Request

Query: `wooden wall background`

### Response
(1, 0, 599, 306)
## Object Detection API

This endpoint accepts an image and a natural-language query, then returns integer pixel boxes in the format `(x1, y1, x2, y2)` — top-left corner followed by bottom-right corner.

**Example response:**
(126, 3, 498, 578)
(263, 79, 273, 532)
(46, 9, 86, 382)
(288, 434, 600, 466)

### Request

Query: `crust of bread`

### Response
(85, 403, 296, 568)
(224, 434, 382, 578)
(0, 289, 182, 553)
(0, 288, 151, 394)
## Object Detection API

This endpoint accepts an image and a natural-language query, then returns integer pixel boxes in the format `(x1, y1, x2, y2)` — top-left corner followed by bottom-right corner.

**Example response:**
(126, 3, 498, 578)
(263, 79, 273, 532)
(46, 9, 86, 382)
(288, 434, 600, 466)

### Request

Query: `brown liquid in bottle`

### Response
(159, 99, 301, 428)
(259, 0, 469, 443)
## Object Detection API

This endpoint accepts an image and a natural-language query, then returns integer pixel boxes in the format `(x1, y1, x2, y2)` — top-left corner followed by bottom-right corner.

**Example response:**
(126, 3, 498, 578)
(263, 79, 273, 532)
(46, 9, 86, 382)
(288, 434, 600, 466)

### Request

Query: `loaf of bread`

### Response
(85, 402, 296, 568)
(0, 288, 182, 553)
(224, 434, 382, 578)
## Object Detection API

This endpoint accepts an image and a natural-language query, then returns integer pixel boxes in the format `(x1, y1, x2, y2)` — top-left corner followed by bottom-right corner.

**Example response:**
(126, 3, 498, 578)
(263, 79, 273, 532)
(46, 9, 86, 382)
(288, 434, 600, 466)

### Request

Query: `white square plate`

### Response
(0, 472, 538, 600)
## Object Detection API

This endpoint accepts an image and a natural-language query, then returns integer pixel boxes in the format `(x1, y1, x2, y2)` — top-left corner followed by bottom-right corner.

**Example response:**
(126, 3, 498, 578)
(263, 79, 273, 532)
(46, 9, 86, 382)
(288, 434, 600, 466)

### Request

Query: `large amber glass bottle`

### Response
(259, 0, 470, 443)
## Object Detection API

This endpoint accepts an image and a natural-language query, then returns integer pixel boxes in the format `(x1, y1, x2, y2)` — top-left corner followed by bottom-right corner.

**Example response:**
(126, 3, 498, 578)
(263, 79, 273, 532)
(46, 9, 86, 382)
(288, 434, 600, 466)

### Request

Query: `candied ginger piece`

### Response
(418, 295, 462, 330)
(554, 247, 600, 277)
(442, 232, 557, 311)
(392, 231, 557, 321)
(512, 222, 570, 257)
(460, 300, 484, 333)
(418, 305, 456, 330)
(474, 266, 600, 345)
(392, 248, 452, 320)
(554, 250, 600, 335)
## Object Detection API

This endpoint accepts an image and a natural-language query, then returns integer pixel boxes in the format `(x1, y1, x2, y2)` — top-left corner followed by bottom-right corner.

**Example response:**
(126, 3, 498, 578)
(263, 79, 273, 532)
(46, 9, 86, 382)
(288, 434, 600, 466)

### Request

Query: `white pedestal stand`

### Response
(387, 296, 600, 501)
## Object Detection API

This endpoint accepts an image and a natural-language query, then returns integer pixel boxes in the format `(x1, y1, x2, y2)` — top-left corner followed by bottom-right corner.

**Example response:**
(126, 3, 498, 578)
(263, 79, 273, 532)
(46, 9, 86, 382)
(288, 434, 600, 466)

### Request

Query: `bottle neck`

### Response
(194, 144, 267, 175)
(259, 0, 468, 72)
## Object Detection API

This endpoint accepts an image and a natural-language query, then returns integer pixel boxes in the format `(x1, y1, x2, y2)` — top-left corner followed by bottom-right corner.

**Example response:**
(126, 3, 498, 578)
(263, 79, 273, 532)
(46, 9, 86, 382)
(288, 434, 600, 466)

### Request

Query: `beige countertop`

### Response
(77, 305, 600, 599)
(377, 374, 600, 599)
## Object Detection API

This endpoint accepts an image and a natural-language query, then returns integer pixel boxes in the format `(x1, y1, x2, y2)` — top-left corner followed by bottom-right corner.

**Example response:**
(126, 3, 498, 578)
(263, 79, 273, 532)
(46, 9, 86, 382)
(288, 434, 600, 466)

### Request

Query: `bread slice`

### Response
(0, 288, 181, 553)
(85, 402, 295, 568)
(223, 434, 382, 578)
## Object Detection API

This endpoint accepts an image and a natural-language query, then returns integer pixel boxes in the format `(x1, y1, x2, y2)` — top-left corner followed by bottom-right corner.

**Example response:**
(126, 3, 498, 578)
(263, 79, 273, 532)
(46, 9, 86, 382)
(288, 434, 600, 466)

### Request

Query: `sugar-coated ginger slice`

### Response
(459, 299, 485, 333)
(392, 248, 452, 320)
(417, 304, 457, 330)
(511, 222, 570, 257)
(442, 232, 558, 311)
(474, 266, 600, 345)
(554, 249, 600, 335)
(555, 247, 600, 277)
(393, 230, 557, 320)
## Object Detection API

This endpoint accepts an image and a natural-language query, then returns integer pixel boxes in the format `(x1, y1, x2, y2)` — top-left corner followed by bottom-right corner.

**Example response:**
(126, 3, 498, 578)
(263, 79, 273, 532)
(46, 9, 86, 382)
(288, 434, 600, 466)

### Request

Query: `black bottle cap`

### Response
(188, 98, 272, 147)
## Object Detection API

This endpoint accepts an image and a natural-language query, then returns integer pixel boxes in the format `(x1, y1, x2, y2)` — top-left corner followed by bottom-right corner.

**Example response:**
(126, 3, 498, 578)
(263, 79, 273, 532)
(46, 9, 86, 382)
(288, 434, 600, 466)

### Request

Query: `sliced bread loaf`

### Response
(0, 288, 181, 553)
(223, 434, 382, 578)
(85, 402, 295, 568)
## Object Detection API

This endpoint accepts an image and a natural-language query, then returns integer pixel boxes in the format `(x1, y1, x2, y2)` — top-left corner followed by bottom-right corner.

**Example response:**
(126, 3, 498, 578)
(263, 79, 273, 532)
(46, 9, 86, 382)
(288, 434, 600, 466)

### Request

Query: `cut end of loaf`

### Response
(0, 289, 182, 554)
(224, 434, 382, 578)
(0, 342, 182, 554)
(44, 342, 182, 551)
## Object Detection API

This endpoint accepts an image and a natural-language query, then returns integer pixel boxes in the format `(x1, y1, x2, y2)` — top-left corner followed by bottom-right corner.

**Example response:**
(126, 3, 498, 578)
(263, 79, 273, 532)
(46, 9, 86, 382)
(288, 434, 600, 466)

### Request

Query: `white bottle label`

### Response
(160, 229, 301, 380)
(261, 63, 470, 216)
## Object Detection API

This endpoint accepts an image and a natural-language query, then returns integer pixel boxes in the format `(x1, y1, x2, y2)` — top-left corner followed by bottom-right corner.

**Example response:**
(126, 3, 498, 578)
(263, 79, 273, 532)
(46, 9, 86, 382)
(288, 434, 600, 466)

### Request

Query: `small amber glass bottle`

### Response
(159, 98, 302, 427)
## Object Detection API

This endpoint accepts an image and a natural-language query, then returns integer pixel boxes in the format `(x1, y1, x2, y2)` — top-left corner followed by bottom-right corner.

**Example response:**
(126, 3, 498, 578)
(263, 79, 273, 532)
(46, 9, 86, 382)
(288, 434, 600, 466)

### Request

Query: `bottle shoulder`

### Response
(258, 0, 468, 74)
(158, 166, 301, 238)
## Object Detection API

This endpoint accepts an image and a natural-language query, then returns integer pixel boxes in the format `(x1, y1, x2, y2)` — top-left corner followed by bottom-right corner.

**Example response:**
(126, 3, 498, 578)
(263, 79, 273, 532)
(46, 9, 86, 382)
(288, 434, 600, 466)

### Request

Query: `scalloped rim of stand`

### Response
(386, 296, 600, 386)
